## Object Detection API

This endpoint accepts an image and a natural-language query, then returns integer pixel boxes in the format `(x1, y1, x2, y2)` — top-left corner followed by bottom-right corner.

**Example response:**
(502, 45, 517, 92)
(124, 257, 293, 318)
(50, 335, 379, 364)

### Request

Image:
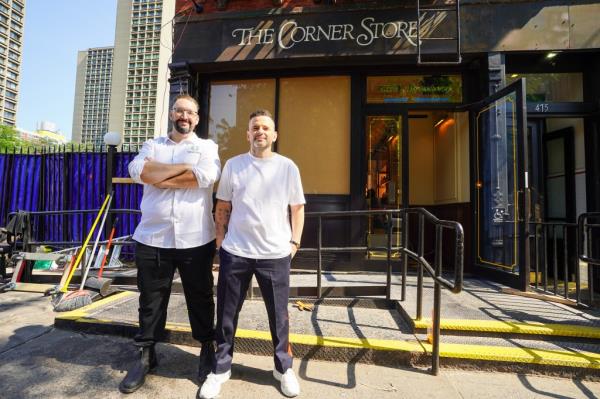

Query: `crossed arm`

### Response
(140, 160, 198, 188)
(131, 140, 220, 190)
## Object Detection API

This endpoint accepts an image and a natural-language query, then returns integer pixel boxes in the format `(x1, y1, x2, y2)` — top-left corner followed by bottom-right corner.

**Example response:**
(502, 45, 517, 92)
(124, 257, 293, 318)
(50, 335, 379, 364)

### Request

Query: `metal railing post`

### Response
(563, 225, 569, 299)
(432, 224, 443, 375)
(386, 211, 392, 300)
(543, 225, 548, 292)
(534, 224, 539, 290)
(592, 264, 596, 305)
(105, 144, 116, 238)
(317, 216, 322, 299)
(553, 225, 559, 295)
(575, 228, 581, 306)
(416, 213, 425, 320)
(402, 210, 409, 301)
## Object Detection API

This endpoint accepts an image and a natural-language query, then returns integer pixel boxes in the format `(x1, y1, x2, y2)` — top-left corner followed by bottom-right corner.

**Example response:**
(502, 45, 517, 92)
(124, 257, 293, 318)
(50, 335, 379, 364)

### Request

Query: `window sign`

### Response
(367, 75, 462, 104)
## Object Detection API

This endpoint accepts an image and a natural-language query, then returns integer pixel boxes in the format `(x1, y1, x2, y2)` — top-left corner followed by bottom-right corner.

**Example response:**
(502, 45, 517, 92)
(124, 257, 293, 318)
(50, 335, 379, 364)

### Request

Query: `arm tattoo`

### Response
(215, 207, 231, 234)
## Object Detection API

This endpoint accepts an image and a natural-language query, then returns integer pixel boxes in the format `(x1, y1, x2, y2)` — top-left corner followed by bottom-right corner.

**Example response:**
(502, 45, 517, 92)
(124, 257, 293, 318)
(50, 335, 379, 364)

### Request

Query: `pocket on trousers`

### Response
(135, 243, 159, 265)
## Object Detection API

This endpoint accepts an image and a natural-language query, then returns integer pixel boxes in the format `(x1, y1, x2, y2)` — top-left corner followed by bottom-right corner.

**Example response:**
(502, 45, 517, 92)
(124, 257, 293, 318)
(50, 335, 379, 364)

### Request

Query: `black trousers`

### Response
(134, 241, 216, 347)
(214, 248, 292, 374)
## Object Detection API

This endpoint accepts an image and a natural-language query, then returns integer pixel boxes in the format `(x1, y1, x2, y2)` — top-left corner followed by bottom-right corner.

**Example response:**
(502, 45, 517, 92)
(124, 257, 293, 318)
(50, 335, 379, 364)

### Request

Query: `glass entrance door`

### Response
(471, 79, 529, 288)
(365, 115, 404, 258)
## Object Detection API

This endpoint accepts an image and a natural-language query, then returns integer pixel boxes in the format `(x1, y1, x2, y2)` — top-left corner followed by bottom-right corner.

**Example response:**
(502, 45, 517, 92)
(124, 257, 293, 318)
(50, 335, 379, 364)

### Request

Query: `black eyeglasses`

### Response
(172, 107, 198, 116)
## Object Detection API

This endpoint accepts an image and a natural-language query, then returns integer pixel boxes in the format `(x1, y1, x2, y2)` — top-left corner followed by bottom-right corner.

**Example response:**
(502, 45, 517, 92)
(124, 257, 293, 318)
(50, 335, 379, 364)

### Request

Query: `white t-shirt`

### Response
(216, 152, 305, 259)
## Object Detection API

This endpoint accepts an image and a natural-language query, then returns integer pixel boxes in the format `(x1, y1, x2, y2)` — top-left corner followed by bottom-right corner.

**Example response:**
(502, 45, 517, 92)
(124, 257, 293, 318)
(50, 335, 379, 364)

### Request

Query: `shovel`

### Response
(85, 217, 119, 297)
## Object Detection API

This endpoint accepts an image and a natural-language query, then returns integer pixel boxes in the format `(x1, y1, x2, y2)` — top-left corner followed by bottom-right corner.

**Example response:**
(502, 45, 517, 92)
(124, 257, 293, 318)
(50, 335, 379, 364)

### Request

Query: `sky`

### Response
(18, 1, 118, 140)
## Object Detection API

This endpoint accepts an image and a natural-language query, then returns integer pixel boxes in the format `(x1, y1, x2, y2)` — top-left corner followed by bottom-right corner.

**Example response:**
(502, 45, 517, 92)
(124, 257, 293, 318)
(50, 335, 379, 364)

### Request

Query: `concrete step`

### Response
(53, 291, 600, 380)
(411, 318, 600, 340)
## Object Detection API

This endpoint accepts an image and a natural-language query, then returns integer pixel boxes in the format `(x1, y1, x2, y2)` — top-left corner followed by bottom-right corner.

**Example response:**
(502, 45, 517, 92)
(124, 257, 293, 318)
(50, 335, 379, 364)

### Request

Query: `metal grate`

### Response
(417, 0, 462, 64)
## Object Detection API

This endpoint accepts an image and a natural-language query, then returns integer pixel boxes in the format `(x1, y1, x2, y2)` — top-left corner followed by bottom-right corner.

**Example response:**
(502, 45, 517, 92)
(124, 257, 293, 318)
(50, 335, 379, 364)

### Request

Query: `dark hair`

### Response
(173, 94, 199, 112)
(249, 109, 273, 121)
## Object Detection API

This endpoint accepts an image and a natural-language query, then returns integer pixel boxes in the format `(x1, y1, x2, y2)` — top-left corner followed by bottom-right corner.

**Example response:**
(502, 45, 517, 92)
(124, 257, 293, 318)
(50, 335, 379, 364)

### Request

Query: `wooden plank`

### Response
(20, 252, 66, 261)
(13, 282, 56, 293)
(112, 177, 134, 184)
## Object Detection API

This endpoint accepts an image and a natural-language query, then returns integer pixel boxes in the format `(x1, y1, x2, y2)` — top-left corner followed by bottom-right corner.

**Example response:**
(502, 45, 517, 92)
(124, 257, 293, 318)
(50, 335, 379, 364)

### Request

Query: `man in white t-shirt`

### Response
(199, 110, 305, 399)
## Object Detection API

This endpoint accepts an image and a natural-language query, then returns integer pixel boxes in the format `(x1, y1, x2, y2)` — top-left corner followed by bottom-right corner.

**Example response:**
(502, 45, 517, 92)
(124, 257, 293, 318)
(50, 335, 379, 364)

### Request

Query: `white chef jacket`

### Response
(128, 134, 220, 249)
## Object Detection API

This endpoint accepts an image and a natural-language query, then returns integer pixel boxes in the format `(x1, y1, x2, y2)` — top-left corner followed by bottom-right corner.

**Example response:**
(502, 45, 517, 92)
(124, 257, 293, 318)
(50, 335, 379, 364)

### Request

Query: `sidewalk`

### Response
(52, 272, 600, 375)
(1, 291, 600, 398)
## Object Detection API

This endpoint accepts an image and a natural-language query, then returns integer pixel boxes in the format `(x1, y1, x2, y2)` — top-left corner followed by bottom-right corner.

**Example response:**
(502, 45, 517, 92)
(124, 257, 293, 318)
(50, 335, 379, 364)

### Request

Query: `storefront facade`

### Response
(169, 0, 600, 290)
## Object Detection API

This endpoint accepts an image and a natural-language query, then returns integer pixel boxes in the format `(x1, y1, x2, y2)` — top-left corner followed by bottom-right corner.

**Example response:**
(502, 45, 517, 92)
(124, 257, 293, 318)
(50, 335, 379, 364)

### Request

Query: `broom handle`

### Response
(97, 217, 118, 279)
(57, 255, 77, 292)
(61, 195, 111, 293)
(79, 194, 113, 290)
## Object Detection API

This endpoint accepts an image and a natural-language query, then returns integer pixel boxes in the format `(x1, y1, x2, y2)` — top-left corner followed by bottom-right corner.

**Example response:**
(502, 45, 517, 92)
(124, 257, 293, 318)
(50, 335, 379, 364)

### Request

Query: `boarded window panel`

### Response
(208, 79, 276, 163)
(278, 76, 350, 195)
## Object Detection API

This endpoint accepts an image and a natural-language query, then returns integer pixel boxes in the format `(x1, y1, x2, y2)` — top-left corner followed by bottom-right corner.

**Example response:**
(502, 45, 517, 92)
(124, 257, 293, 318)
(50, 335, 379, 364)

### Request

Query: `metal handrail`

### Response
(302, 207, 464, 375)
(578, 213, 600, 264)
(10, 206, 464, 375)
(578, 212, 600, 304)
(6, 209, 141, 250)
(527, 221, 580, 304)
(399, 208, 464, 294)
(8, 209, 141, 217)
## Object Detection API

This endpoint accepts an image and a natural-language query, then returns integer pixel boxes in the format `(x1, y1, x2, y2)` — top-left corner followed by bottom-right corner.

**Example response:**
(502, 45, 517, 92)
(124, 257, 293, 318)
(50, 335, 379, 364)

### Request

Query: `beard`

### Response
(252, 136, 270, 147)
(174, 120, 192, 134)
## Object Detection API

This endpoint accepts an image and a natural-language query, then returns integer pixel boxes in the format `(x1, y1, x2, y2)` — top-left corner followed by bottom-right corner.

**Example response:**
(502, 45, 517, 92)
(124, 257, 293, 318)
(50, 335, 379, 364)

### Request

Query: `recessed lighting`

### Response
(546, 52, 558, 59)
(434, 117, 446, 128)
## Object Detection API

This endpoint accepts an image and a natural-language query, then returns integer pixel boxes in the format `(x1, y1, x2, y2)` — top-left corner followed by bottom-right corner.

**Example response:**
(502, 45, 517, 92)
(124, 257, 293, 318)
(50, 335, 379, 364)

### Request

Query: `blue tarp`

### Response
(0, 150, 142, 246)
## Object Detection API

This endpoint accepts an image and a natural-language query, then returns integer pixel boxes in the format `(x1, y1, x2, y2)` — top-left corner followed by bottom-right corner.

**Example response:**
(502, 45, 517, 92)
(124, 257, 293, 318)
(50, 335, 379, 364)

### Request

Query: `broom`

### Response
(85, 216, 119, 297)
(53, 194, 112, 312)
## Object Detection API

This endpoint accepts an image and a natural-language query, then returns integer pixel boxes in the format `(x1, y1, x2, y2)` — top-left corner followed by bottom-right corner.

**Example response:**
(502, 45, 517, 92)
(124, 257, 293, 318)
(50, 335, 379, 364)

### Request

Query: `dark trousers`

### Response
(214, 248, 292, 374)
(134, 241, 216, 347)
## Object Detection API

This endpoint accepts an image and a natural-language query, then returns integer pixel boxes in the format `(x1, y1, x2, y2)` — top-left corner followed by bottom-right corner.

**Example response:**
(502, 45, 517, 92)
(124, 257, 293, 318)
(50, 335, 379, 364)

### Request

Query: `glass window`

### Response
(208, 79, 276, 163)
(506, 73, 583, 102)
(367, 75, 462, 103)
(366, 115, 402, 208)
(278, 76, 351, 195)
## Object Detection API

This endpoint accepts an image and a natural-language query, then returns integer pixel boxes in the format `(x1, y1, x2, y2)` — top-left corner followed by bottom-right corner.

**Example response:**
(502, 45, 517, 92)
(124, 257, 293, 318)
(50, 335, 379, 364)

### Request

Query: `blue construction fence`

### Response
(0, 145, 143, 246)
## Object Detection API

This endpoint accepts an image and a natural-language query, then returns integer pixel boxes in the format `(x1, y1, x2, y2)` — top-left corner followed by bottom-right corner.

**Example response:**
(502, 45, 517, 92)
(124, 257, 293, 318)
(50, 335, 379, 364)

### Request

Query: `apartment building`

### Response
(108, 0, 174, 146)
(0, 0, 24, 127)
(72, 0, 174, 145)
(72, 47, 113, 144)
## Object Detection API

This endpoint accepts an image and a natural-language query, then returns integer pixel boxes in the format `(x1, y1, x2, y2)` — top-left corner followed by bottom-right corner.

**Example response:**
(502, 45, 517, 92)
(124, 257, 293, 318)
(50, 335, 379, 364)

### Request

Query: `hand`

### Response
(153, 180, 169, 189)
(290, 243, 298, 258)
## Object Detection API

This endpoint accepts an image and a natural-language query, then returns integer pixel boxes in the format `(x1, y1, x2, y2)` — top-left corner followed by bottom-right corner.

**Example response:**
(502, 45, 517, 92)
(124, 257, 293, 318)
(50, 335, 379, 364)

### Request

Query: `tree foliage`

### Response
(0, 124, 27, 151)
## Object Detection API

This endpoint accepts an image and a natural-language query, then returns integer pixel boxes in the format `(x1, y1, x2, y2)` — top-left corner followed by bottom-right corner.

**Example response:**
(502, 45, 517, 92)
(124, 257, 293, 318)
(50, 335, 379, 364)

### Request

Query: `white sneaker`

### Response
(273, 368, 300, 397)
(198, 370, 231, 399)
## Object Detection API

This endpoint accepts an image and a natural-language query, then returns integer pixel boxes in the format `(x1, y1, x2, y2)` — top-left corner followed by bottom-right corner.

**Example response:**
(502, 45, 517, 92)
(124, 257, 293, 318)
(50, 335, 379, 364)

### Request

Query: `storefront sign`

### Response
(231, 17, 418, 50)
(173, 8, 456, 63)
